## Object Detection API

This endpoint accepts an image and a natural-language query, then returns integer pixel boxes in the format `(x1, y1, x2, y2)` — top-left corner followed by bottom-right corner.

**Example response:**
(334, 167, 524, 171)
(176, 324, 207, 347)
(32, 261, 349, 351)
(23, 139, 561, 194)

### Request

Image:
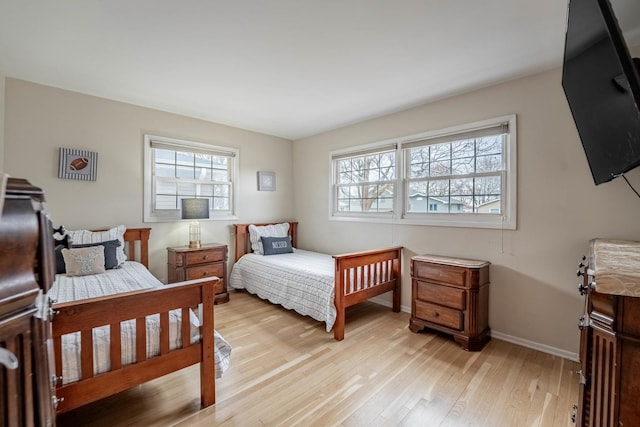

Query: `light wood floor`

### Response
(57, 291, 580, 427)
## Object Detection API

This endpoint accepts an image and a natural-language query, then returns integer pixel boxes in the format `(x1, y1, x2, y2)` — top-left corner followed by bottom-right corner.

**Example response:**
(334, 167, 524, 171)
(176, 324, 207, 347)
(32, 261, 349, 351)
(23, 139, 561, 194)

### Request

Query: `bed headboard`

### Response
(122, 228, 151, 268)
(233, 222, 298, 262)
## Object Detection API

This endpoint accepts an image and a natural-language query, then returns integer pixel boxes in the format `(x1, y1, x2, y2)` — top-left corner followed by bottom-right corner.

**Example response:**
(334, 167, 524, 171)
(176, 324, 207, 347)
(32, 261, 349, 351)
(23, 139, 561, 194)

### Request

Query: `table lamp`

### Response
(181, 198, 210, 248)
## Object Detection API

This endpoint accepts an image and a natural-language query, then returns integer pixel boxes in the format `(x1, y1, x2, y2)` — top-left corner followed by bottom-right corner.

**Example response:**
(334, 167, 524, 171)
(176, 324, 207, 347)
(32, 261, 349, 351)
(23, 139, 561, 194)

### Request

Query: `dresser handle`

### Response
(0, 348, 19, 370)
(202, 255, 209, 260)
(51, 374, 63, 387)
(578, 315, 586, 330)
(52, 396, 64, 409)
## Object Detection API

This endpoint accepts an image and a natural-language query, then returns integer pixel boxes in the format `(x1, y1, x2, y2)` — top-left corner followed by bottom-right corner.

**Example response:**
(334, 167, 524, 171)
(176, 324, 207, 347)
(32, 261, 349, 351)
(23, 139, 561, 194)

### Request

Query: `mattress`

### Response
(229, 249, 337, 331)
(48, 261, 231, 384)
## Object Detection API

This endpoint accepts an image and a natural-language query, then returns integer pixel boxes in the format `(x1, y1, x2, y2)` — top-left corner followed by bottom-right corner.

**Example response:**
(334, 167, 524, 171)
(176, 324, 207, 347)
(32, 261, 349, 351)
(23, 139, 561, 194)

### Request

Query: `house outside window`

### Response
(330, 115, 517, 229)
(144, 135, 239, 222)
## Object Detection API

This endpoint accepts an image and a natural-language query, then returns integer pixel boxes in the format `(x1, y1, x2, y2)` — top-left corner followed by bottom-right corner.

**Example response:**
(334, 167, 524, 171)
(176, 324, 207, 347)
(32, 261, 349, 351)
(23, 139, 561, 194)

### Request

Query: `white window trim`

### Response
(328, 114, 517, 230)
(143, 134, 239, 223)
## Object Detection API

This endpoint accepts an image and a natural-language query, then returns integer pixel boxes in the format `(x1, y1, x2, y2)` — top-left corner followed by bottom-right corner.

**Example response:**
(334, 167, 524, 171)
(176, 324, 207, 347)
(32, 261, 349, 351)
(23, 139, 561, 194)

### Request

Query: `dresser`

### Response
(574, 239, 640, 426)
(167, 243, 229, 304)
(0, 178, 57, 426)
(409, 255, 490, 351)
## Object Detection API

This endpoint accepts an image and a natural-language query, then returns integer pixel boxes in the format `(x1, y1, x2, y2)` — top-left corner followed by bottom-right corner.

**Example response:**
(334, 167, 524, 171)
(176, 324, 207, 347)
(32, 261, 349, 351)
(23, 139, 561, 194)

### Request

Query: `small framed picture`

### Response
(58, 148, 98, 181)
(257, 171, 276, 191)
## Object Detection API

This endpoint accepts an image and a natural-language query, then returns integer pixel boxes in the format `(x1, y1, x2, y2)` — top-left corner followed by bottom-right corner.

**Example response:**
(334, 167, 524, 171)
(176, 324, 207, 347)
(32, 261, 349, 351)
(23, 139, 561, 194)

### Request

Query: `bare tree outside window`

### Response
(337, 151, 395, 213)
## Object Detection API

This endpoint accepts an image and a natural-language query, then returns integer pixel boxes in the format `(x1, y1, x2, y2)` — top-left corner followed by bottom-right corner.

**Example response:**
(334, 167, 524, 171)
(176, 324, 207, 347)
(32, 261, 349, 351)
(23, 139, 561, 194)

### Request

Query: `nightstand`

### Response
(167, 243, 229, 304)
(410, 254, 490, 351)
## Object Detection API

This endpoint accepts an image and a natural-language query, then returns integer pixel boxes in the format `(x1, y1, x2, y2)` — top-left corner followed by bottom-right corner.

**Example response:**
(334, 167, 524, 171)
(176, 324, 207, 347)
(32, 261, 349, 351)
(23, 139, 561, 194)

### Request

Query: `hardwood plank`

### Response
(56, 291, 579, 427)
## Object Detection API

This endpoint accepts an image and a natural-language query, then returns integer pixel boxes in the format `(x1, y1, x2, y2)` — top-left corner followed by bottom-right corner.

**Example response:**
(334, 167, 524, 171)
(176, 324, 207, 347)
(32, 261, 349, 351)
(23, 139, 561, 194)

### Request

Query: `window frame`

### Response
(329, 115, 517, 230)
(329, 140, 398, 221)
(143, 134, 239, 223)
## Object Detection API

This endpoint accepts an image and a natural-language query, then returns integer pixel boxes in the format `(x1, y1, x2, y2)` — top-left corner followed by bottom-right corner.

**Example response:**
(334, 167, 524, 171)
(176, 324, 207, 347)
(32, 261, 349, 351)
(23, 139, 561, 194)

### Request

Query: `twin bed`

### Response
(230, 222, 403, 341)
(49, 227, 231, 414)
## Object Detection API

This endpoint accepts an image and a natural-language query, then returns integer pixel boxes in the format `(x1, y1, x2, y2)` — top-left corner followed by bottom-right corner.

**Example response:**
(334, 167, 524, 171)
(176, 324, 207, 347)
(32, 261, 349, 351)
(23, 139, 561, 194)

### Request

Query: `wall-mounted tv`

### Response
(562, 0, 640, 185)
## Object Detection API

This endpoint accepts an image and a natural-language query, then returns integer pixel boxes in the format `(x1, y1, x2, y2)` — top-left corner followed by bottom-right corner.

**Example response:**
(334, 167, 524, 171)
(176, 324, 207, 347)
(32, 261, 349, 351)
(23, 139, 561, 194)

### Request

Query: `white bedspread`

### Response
(229, 250, 337, 331)
(49, 261, 231, 384)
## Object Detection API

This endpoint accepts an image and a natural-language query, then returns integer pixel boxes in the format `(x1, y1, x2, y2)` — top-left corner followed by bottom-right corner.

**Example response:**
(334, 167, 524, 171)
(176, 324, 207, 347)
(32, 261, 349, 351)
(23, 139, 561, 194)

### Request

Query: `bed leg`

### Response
(392, 255, 402, 313)
(393, 282, 401, 313)
(334, 311, 345, 341)
(200, 280, 216, 408)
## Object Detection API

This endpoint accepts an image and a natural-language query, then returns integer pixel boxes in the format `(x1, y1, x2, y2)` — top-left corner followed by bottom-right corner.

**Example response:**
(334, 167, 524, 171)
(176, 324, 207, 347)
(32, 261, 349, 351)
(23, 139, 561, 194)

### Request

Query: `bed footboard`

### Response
(333, 246, 402, 340)
(51, 276, 217, 413)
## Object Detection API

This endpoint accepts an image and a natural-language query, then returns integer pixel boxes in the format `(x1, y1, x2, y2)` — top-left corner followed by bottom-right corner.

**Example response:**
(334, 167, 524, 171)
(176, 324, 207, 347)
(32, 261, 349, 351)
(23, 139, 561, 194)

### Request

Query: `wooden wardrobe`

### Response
(0, 178, 57, 427)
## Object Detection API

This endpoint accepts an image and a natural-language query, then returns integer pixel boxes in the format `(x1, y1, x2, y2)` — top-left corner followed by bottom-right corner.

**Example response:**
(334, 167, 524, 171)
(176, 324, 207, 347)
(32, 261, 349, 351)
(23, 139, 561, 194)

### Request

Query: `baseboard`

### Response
(369, 296, 580, 362)
(489, 330, 579, 362)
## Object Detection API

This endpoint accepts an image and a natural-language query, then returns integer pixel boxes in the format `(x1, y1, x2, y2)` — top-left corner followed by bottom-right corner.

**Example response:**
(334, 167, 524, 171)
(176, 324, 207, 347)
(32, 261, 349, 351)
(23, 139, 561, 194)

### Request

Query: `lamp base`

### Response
(188, 221, 201, 249)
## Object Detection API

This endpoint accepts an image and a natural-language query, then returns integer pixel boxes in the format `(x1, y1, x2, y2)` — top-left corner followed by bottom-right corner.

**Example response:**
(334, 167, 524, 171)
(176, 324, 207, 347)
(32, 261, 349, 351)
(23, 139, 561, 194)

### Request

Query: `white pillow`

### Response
(66, 225, 127, 266)
(248, 223, 290, 255)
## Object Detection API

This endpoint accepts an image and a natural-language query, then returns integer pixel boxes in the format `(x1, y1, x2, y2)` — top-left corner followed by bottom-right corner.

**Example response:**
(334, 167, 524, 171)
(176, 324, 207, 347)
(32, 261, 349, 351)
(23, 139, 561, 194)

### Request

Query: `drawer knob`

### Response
(202, 255, 209, 260)
(433, 311, 439, 317)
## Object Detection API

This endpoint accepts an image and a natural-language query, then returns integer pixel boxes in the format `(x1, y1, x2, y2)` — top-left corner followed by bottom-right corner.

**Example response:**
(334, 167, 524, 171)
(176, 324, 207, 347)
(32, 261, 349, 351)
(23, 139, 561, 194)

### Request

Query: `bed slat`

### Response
(160, 312, 170, 355)
(136, 317, 146, 363)
(80, 330, 93, 380)
(110, 322, 121, 370)
(181, 308, 190, 349)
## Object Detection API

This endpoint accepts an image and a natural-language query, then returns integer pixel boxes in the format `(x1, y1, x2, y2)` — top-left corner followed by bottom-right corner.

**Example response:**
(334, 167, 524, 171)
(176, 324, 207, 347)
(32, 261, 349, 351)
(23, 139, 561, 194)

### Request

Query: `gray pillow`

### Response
(261, 236, 294, 255)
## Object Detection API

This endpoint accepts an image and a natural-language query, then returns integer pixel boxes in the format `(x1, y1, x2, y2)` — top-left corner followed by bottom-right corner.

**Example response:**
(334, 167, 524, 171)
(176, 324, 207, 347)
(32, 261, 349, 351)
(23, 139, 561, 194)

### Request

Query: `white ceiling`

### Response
(1, 0, 639, 140)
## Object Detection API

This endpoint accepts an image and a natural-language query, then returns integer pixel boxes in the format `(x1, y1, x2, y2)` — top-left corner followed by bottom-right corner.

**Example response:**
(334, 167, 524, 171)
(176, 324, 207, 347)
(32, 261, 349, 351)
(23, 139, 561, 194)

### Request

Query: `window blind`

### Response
(401, 123, 508, 150)
(150, 140, 236, 158)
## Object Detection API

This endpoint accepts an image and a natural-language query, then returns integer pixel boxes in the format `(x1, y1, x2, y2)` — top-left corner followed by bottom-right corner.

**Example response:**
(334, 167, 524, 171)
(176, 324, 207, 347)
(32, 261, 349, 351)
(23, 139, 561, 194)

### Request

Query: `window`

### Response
(144, 135, 239, 222)
(329, 115, 517, 229)
(331, 144, 396, 217)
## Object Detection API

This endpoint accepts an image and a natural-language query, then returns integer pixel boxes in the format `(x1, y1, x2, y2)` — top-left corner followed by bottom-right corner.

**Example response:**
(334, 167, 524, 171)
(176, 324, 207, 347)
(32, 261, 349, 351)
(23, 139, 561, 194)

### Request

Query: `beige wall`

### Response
(4, 78, 294, 281)
(0, 75, 5, 169)
(292, 64, 640, 357)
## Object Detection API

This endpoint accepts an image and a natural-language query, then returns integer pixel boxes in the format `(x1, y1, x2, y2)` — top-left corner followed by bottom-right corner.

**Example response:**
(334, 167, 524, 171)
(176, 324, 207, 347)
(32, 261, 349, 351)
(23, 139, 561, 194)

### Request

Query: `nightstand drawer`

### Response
(168, 243, 230, 304)
(185, 249, 225, 265)
(416, 281, 466, 310)
(413, 262, 467, 287)
(185, 263, 224, 281)
(415, 300, 463, 331)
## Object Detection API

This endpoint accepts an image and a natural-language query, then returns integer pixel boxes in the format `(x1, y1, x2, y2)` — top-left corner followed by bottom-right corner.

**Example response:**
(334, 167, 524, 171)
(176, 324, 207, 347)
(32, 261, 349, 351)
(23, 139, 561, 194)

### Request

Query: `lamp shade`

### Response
(181, 198, 210, 220)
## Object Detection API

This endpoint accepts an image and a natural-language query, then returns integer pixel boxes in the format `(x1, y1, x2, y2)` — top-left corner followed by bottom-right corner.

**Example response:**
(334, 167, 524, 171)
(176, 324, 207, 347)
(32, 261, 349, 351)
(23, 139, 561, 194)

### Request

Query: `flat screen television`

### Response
(562, 0, 640, 185)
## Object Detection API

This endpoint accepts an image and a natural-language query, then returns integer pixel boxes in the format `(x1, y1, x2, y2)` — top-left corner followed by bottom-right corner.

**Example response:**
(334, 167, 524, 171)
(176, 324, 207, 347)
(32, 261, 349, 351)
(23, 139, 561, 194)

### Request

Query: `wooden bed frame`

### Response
(233, 222, 402, 341)
(51, 228, 218, 414)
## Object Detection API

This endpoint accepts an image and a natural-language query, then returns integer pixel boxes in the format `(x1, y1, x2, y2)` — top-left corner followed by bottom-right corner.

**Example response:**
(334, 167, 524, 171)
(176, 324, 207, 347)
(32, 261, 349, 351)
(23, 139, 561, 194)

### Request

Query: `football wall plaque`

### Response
(58, 148, 98, 181)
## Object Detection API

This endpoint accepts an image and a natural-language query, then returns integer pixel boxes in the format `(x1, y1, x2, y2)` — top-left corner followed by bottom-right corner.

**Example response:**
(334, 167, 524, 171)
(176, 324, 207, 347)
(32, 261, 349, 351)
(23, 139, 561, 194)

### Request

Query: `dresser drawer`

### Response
(184, 263, 224, 280)
(185, 249, 225, 265)
(413, 261, 467, 287)
(415, 300, 463, 331)
(416, 281, 466, 310)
